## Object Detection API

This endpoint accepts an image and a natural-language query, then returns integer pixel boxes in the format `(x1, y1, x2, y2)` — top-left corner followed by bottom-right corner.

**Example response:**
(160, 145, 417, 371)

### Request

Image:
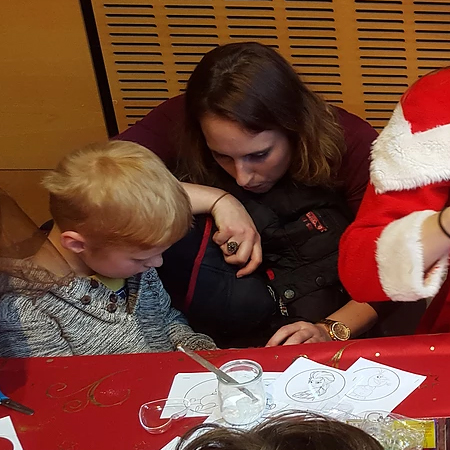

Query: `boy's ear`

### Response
(60, 231, 87, 254)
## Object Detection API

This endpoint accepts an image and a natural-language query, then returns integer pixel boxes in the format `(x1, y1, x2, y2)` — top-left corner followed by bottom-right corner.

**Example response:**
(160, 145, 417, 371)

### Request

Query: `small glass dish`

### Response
(139, 398, 191, 434)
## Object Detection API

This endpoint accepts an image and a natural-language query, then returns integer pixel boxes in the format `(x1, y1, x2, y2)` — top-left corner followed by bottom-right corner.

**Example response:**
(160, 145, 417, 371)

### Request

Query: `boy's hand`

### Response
(265, 321, 331, 346)
(211, 194, 262, 277)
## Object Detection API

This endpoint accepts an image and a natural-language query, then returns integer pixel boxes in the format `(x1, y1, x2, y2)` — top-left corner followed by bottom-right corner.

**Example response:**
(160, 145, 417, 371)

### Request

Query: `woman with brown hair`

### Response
(181, 42, 346, 192)
(117, 42, 424, 347)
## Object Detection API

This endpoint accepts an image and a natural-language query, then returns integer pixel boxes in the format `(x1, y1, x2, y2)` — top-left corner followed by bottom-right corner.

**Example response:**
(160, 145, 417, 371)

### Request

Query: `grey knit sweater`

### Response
(0, 267, 216, 357)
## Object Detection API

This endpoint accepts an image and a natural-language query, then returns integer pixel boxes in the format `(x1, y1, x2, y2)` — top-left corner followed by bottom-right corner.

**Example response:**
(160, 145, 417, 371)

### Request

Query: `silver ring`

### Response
(226, 241, 240, 255)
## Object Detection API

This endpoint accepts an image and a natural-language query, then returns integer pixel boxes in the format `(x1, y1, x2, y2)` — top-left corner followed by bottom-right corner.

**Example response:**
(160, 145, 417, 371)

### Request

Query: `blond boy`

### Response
(0, 141, 216, 357)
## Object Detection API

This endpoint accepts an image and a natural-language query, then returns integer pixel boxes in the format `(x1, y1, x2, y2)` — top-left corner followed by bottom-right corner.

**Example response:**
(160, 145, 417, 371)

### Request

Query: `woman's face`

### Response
(200, 114, 292, 194)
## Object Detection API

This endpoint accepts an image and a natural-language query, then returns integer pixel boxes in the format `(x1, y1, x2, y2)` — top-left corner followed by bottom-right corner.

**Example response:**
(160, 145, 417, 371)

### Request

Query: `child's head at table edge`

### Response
(176, 411, 383, 450)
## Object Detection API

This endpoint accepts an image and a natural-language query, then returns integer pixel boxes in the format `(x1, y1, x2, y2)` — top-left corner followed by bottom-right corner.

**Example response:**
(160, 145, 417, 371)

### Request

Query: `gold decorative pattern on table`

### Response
(46, 370, 130, 413)
(328, 342, 355, 369)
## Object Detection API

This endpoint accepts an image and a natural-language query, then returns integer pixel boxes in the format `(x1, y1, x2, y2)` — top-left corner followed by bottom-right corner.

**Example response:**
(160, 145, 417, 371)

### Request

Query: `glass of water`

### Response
(217, 359, 266, 426)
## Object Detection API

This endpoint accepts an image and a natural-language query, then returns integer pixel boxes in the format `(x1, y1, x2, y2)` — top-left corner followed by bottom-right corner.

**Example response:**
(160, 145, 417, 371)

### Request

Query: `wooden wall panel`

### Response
(92, 0, 450, 132)
(0, 0, 108, 224)
(0, 172, 50, 227)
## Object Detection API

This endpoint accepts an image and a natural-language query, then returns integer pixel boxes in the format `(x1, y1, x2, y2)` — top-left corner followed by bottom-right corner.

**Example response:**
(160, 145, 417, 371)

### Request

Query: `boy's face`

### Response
(80, 245, 170, 279)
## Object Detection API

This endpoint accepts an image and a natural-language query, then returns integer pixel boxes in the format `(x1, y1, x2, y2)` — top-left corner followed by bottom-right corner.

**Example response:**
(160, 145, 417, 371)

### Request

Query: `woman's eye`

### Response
(212, 152, 231, 160)
(248, 151, 269, 160)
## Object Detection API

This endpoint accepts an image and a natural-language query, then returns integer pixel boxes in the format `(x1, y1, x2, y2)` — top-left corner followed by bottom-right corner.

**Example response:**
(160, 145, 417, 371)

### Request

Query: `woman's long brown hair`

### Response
(178, 42, 346, 188)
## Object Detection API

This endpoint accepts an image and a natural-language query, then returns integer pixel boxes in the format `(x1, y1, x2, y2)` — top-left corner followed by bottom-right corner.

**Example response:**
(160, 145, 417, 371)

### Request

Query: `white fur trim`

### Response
(371, 104, 450, 194)
(376, 210, 448, 301)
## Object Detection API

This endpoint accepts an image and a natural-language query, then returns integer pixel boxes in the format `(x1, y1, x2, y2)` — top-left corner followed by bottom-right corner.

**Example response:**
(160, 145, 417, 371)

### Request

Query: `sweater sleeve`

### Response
(336, 107, 379, 215)
(0, 296, 73, 358)
(339, 181, 450, 303)
(113, 95, 186, 171)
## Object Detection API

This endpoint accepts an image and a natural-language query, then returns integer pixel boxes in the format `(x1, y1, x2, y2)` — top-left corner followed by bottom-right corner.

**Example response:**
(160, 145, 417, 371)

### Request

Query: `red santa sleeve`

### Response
(339, 181, 450, 303)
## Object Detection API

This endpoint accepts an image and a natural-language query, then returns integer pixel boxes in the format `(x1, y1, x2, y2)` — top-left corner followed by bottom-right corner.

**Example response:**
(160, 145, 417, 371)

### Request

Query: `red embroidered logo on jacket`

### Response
(303, 212, 328, 232)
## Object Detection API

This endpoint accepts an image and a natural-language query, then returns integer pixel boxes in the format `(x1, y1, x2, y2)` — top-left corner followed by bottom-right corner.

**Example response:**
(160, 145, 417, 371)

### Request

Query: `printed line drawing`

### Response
(285, 369, 346, 403)
(347, 368, 400, 401)
(184, 379, 218, 415)
(208, 401, 290, 429)
(263, 375, 279, 410)
(177, 372, 281, 417)
(263, 375, 279, 387)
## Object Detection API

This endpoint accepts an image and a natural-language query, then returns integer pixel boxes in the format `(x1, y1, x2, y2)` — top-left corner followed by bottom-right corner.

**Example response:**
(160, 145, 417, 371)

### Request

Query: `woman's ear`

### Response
(60, 231, 86, 254)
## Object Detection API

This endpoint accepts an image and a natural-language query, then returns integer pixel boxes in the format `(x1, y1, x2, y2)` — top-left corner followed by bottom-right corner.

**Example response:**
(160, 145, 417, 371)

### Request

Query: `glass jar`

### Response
(217, 359, 266, 426)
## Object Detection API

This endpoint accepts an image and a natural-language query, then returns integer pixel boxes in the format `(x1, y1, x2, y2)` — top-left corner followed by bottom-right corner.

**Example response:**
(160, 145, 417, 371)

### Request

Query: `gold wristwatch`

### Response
(316, 319, 351, 341)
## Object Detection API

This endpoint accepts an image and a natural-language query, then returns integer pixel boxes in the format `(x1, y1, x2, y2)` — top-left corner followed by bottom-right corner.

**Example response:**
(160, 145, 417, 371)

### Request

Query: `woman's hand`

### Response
(266, 301, 378, 347)
(210, 193, 262, 277)
(181, 183, 262, 277)
(266, 321, 331, 346)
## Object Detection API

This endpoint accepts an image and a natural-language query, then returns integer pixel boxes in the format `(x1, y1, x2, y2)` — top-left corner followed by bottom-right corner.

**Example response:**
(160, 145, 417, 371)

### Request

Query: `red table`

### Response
(0, 333, 448, 449)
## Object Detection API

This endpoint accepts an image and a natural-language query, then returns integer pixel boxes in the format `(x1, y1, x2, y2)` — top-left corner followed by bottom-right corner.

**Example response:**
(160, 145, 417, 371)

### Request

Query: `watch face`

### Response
(331, 322, 351, 341)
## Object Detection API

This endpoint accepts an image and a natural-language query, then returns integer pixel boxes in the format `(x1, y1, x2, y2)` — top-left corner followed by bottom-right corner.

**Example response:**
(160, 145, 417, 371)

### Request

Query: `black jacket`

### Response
(158, 179, 353, 347)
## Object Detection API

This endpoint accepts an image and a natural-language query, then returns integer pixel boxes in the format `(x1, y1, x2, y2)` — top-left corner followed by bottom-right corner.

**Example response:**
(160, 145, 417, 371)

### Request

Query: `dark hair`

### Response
(175, 412, 383, 450)
(179, 42, 346, 187)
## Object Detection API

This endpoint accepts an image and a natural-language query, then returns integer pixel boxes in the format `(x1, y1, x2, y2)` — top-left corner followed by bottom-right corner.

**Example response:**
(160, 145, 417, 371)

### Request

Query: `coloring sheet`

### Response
(271, 356, 426, 419)
(160, 436, 180, 450)
(164, 372, 281, 418)
(204, 397, 292, 430)
(158, 358, 427, 448)
(0, 416, 24, 450)
(270, 357, 355, 418)
(344, 357, 426, 416)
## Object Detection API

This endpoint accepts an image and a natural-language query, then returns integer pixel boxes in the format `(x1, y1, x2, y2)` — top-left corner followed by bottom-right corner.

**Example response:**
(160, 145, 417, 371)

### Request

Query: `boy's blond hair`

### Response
(42, 140, 192, 250)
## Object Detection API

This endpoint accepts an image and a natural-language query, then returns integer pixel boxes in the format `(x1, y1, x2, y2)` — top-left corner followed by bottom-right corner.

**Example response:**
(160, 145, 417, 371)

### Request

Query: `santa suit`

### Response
(339, 67, 450, 334)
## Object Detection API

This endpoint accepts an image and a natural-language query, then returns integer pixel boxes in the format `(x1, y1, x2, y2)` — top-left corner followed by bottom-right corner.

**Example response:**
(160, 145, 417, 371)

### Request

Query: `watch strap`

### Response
(316, 318, 350, 341)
